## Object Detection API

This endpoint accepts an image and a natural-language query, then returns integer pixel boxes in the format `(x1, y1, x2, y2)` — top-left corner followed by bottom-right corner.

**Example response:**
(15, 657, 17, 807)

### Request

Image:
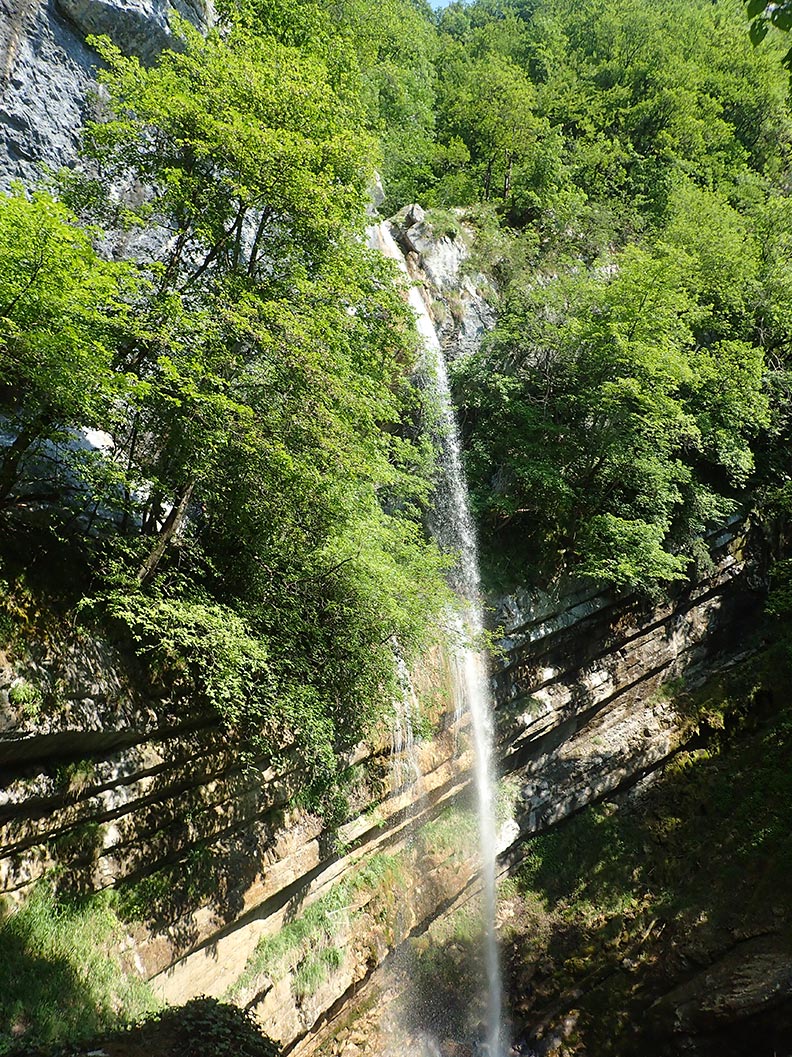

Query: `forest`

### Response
(2, 0, 792, 806)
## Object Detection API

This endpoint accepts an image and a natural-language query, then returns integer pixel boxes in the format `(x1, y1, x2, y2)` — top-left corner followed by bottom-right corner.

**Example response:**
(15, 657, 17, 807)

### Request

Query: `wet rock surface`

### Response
(387, 205, 496, 361)
(499, 646, 792, 1057)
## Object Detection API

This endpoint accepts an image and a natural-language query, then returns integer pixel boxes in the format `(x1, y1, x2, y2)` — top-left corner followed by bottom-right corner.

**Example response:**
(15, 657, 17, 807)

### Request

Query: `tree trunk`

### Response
(137, 477, 196, 585)
(0, 423, 38, 505)
(503, 155, 513, 198)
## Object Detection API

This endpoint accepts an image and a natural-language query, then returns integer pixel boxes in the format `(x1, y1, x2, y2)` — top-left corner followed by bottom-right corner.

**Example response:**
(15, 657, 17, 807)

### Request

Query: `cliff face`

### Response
(0, 609, 480, 1047)
(0, 528, 765, 1051)
(0, 0, 209, 190)
(493, 523, 764, 843)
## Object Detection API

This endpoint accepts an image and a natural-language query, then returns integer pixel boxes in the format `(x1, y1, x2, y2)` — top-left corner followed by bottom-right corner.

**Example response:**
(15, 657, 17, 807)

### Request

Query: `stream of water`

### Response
(369, 221, 505, 1057)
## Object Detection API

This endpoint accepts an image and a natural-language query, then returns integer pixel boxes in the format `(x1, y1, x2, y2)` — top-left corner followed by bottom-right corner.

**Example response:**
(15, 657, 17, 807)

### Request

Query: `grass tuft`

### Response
(0, 883, 159, 1053)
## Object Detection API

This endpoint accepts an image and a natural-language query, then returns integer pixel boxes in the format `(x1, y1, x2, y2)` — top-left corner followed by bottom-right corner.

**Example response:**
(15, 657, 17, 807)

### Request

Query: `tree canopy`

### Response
(0, 4, 454, 816)
(3, 0, 792, 797)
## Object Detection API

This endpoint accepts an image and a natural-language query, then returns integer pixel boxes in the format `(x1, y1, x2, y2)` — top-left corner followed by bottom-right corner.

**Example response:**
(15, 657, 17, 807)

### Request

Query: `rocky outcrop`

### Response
(492, 521, 764, 847)
(648, 934, 792, 1053)
(0, 0, 209, 190)
(0, 0, 95, 187)
(0, 616, 477, 1050)
(387, 204, 497, 360)
(56, 0, 211, 63)
(497, 627, 792, 1057)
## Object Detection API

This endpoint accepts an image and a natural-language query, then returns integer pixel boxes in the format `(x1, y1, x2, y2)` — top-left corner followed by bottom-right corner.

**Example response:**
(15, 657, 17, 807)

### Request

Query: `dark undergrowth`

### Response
(5, 997, 281, 1057)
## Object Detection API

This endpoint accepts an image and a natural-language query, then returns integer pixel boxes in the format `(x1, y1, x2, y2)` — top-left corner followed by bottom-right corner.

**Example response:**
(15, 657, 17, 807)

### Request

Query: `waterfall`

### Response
(369, 220, 505, 1057)
(391, 658, 421, 793)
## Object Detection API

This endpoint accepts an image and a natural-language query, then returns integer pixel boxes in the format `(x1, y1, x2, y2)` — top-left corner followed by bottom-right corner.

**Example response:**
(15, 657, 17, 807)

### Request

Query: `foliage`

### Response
(229, 883, 351, 994)
(116, 846, 217, 925)
(103, 593, 275, 725)
(0, 884, 159, 1054)
(85, 23, 373, 284)
(0, 189, 137, 508)
(767, 557, 792, 617)
(136, 997, 281, 1057)
(229, 852, 405, 1000)
(401, 0, 792, 593)
(452, 197, 769, 591)
(4, 0, 792, 811)
(1, 0, 456, 815)
(744, 0, 792, 61)
(8, 678, 43, 718)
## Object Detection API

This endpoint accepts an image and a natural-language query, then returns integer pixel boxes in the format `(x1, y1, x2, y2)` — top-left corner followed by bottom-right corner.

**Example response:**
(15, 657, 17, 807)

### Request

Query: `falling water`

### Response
(391, 658, 422, 793)
(369, 221, 505, 1057)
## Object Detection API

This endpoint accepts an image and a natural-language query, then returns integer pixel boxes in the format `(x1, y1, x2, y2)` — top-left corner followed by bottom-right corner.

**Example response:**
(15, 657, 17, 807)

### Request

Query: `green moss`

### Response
(506, 656, 792, 1052)
(228, 853, 407, 1002)
(53, 758, 97, 795)
(293, 946, 345, 998)
(50, 820, 106, 866)
(116, 845, 217, 924)
(420, 805, 478, 859)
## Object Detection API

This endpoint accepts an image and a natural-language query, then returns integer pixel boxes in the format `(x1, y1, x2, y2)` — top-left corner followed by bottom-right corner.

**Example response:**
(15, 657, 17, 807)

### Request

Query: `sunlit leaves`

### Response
(452, 190, 770, 593)
(85, 23, 374, 286)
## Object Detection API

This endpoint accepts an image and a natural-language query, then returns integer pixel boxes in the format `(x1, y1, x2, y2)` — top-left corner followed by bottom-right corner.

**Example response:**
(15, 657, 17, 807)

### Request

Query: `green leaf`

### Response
(745, 0, 768, 21)
(773, 7, 792, 31)
(749, 18, 770, 45)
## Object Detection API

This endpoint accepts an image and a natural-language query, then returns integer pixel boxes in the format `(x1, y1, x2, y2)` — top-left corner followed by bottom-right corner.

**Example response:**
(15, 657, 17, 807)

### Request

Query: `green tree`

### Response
(86, 22, 373, 289)
(453, 227, 768, 592)
(0, 189, 136, 506)
(1, 8, 453, 811)
(437, 51, 539, 200)
(744, 0, 792, 61)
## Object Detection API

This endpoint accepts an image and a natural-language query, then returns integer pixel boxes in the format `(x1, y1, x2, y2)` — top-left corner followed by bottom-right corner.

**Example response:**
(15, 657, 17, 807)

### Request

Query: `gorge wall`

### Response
(0, 0, 211, 192)
(0, 516, 764, 1052)
(493, 520, 764, 846)
(0, 7, 772, 1052)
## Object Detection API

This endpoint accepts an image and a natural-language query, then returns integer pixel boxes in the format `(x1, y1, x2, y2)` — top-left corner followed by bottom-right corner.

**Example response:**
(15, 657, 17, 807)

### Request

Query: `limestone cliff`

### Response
(0, 0, 210, 190)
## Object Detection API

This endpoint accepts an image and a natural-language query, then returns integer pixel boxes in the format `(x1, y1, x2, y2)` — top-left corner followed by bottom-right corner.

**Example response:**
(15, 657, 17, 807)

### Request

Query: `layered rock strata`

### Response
(0, 618, 477, 1047)
(493, 522, 763, 847)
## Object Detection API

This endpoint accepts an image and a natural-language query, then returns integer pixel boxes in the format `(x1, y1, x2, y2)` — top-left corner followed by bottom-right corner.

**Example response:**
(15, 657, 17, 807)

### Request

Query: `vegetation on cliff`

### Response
(0, 6, 454, 816)
(2, 0, 792, 1052)
(431, 0, 792, 591)
(3, 0, 791, 802)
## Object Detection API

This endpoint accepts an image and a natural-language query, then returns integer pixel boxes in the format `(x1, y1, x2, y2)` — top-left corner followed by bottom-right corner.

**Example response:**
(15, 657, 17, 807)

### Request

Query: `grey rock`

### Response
(649, 935, 792, 1035)
(403, 202, 425, 228)
(0, 0, 210, 191)
(388, 206, 497, 360)
(56, 0, 211, 65)
(366, 170, 385, 215)
(0, 0, 96, 188)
